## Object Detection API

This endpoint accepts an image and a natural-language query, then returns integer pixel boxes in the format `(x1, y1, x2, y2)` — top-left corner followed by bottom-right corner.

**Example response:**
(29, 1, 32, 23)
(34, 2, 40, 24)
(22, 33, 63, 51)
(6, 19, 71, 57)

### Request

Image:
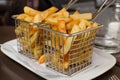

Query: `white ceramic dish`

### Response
(1, 39, 116, 80)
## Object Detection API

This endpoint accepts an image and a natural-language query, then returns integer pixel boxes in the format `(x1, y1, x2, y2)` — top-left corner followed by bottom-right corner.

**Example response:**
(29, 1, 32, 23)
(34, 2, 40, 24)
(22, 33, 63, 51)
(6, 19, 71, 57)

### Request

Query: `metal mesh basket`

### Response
(14, 15, 102, 76)
(39, 24, 102, 76)
(14, 18, 45, 59)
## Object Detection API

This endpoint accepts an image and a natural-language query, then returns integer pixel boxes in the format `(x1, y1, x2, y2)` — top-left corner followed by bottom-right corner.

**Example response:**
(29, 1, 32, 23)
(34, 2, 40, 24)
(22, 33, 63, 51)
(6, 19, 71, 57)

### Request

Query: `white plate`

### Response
(1, 39, 116, 80)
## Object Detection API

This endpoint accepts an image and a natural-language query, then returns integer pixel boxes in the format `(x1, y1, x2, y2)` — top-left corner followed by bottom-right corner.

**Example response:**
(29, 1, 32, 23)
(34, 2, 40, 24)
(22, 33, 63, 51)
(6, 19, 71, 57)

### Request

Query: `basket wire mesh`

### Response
(40, 24, 101, 76)
(14, 17, 102, 76)
(15, 19, 43, 59)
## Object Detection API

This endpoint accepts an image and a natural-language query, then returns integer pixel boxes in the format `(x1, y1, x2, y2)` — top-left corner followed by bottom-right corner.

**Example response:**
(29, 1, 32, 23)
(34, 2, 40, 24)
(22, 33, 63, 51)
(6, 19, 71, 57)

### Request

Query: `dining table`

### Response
(0, 26, 120, 80)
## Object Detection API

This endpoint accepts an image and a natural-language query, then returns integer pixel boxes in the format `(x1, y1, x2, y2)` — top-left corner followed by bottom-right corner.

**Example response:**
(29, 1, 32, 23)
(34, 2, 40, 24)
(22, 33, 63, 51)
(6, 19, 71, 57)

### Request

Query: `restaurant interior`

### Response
(0, 0, 120, 80)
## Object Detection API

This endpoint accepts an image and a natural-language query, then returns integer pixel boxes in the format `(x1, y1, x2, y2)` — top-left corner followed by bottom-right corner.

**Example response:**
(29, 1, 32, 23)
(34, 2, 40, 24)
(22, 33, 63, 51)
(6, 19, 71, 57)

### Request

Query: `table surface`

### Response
(0, 27, 120, 80)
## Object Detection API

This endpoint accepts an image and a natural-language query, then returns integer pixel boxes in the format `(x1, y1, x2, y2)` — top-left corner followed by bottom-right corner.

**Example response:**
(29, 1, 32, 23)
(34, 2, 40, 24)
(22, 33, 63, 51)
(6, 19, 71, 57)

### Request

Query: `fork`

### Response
(109, 74, 120, 80)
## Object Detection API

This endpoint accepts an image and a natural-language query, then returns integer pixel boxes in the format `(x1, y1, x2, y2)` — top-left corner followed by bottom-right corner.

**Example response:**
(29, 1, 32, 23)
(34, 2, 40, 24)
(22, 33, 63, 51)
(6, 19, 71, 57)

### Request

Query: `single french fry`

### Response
(45, 8, 69, 25)
(70, 11, 92, 20)
(24, 6, 41, 16)
(38, 54, 50, 64)
(38, 54, 46, 64)
(78, 19, 87, 30)
(29, 26, 38, 37)
(60, 8, 69, 18)
(33, 6, 58, 23)
(60, 24, 80, 55)
(57, 20, 67, 33)
(92, 22, 99, 27)
(34, 45, 42, 60)
(49, 8, 69, 18)
(46, 18, 58, 25)
(46, 18, 71, 25)
(43, 6, 58, 13)
(58, 17, 72, 23)
(57, 20, 67, 48)
(64, 61, 69, 69)
(24, 16, 33, 22)
(16, 13, 28, 20)
(25, 30, 39, 50)
(50, 20, 67, 50)
(66, 19, 80, 31)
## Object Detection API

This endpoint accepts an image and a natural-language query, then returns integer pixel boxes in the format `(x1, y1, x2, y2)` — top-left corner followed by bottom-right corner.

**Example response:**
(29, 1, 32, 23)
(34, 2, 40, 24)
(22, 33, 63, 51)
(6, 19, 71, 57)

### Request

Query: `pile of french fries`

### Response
(15, 6, 99, 70)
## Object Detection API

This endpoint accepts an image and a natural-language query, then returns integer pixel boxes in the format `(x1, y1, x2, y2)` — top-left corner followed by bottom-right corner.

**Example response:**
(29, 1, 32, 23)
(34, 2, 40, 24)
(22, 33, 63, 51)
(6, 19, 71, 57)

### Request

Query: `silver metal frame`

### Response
(14, 17, 103, 76)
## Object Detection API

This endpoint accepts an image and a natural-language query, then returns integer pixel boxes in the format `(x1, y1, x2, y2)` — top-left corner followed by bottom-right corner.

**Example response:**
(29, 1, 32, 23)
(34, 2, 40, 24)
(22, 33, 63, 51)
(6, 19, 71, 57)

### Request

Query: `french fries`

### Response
(60, 24, 80, 55)
(45, 8, 70, 25)
(16, 13, 28, 20)
(34, 45, 42, 59)
(33, 6, 58, 23)
(70, 11, 93, 20)
(24, 6, 41, 16)
(38, 54, 46, 64)
(15, 6, 99, 70)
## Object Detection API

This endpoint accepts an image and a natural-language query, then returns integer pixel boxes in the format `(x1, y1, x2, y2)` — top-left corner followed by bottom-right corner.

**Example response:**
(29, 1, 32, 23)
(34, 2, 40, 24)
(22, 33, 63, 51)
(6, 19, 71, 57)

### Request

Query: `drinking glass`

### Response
(95, 2, 120, 53)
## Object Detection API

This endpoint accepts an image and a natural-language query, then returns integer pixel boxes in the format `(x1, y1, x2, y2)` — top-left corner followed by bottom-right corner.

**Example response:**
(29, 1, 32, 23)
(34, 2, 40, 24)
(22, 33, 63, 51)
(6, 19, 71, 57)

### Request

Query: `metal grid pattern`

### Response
(14, 18, 102, 76)
(15, 19, 42, 59)
(41, 25, 100, 76)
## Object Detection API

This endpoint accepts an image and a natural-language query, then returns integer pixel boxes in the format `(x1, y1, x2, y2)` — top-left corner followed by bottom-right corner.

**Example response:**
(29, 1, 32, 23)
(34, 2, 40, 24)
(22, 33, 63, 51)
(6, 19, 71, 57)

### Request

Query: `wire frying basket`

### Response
(39, 24, 102, 76)
(14, 19, 45, 59)
(14, 15, 102, 76)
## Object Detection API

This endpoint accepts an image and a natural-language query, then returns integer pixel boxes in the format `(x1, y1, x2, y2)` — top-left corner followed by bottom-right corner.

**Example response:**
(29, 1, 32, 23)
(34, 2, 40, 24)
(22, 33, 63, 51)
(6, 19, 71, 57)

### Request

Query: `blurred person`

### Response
(3, 0, 54, 26)
(4, 0, 27, 26)
(38, 0, 53, 10)
(4, 0, 81, 26)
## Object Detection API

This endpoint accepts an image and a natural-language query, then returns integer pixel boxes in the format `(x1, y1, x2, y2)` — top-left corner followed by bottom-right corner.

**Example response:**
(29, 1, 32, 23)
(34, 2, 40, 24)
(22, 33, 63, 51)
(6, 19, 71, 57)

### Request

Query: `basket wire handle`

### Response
(65, 0, 78, 10)
(65, 0, 115, 21)
(92, 0, 116, 21)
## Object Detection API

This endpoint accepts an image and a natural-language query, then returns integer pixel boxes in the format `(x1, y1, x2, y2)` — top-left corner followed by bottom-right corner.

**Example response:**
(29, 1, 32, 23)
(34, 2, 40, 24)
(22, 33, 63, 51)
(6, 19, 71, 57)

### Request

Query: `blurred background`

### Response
(0, 0, 120, 52)
(0, 0, 119, 27)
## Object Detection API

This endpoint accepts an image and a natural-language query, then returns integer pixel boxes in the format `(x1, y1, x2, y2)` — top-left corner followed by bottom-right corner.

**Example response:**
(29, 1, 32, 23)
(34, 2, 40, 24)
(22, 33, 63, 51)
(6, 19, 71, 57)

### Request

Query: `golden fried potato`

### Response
(38, 55, 45, 64)
(33, 6, 58, 23)
(66, 19, 80, 31)
(38, 54, 48, 64)
(50, 20, 67, 49)
(24, 6, 41, 16)
(78, 19, 87, 31)
(45, 18, 58, 25)
(60, 24, 80, 55)
(24, 16, 33, 22)
(29, 26, 38, 37)
(92, 22, 99, 27)
(16, 13, 28, 20)
(45, 8, 70, 25)
(70, 11, 92, 20)
(25, 30, 39, 50)
(49, 8, 69, 18)
(34, 45, 42, 59)
(57, 20, 67, 33)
